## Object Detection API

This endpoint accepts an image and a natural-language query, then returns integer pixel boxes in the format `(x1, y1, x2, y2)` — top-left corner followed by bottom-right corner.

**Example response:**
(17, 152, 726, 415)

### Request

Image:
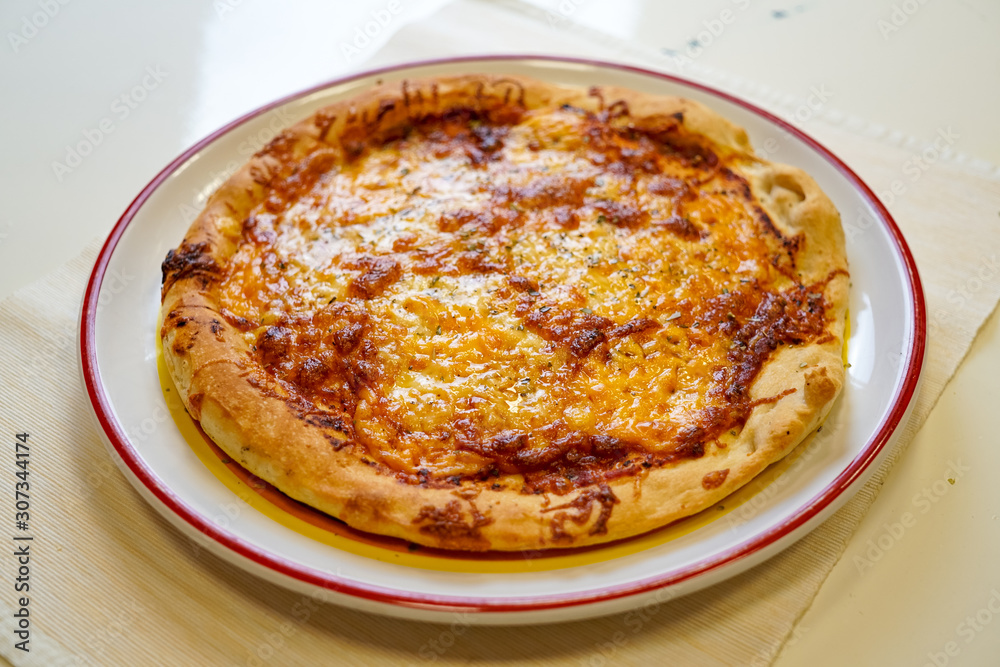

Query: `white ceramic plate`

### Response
(81, 56, 925, 625)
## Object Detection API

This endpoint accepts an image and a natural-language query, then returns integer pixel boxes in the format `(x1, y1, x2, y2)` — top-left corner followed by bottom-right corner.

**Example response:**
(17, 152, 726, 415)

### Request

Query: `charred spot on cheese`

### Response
(218, 308, 252, 331)
(256, 326, 293, 368)
(163, 310, 202, 355)
(346, 255, 401, 299)
(257, 130, 299, 162)
(161, 242, 219, 294)
(507, 274, 538, 293)
(296, 356, 329, 388)
(646, 175, 693, 199)
(541, 484, 619, 540)
(412, 499, 493, 549)
(568, 327, 606, 358)
(461, 122, 508, 165)
(332, 322, 364, 354)
(608, 317, 660, 340)
(303, 412, 352, 447)
(702, 469, 729, 489)
(209, 318, 224, 341)
(205, 86, 840, 497)
(493, 175, 592, 210)
(720, 282, 830, 402)
(455, 428, 655, 495)
(455, 251, 506, 274)
(592, 199, 646, 228)
(304, 411, 346, 431)
(438, 208, 486, 234)
(719, 167, 804, 262)
(653, 215, 705, 241)
(161, 309, 187, 332)
(520, 307, 614, 358)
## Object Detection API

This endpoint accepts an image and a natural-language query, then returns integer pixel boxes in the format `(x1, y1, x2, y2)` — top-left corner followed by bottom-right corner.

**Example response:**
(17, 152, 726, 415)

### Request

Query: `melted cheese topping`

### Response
(215, 105, 828, 492)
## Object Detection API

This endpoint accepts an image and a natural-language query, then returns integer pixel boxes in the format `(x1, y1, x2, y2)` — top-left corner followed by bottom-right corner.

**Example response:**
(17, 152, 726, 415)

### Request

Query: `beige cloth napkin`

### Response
(2, 2, 1000, 665)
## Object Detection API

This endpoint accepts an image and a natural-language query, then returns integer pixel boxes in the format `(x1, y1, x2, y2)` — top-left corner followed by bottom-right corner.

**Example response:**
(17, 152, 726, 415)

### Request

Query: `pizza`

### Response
(160, 74, 848, 552)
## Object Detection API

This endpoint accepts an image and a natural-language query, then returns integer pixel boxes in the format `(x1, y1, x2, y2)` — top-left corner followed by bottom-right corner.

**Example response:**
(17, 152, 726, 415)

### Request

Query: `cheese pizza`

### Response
(160, 74, 848, 551)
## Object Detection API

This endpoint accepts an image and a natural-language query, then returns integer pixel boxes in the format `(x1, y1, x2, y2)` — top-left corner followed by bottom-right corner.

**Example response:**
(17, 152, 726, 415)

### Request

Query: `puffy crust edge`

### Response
(160, 74, 848, 551)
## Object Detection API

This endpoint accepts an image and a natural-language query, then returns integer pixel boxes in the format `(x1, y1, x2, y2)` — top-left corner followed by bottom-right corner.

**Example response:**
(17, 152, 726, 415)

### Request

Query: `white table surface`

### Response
(2, 0, 998, 664)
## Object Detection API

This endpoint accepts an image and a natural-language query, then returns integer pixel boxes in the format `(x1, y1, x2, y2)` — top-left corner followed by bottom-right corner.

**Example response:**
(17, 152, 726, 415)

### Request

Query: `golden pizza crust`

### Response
(160, 74, 847, 551)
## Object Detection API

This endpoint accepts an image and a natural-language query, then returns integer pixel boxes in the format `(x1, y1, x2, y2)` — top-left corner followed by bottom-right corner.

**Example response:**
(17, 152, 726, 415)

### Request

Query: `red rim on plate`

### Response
(80, 55, 926, 615)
